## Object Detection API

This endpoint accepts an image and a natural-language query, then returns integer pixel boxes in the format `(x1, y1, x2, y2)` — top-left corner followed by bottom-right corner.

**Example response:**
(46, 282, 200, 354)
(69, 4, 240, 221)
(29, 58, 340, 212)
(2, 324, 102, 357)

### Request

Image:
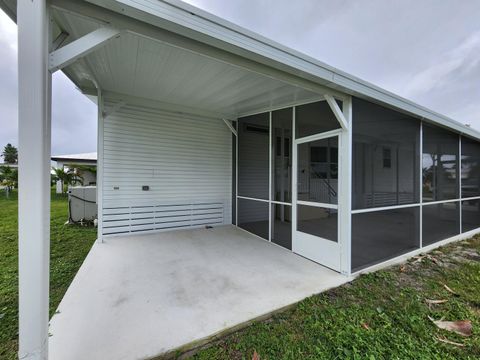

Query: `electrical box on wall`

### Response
(142, 185, 149, 191)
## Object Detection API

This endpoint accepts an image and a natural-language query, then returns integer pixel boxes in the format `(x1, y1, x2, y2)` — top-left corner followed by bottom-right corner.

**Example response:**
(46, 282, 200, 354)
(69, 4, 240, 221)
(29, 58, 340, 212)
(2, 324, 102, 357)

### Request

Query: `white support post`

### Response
(325, 94, 348, 130)
(338, 96, 352, 275)
(49, 26, 121, 72)
(55, 161, 64, 194)
(17, 0, 51, 359)
(97, 87, 104, 242)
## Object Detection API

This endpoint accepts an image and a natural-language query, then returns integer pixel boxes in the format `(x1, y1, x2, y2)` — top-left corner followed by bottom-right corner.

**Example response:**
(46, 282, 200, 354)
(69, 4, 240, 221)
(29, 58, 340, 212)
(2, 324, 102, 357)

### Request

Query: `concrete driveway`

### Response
(49, 225, 349, 360)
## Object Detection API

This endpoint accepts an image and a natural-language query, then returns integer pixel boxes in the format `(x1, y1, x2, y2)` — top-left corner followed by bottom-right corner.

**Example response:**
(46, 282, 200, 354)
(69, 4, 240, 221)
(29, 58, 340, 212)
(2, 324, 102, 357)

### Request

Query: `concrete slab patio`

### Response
(49, 226, 350, 360)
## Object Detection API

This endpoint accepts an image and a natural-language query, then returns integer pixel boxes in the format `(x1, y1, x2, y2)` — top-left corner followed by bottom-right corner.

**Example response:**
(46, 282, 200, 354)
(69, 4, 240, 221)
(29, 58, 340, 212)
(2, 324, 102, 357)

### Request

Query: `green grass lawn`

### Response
(1, 190, 479, 359)
(193, 239, 480, 360)
(0, 190, 97, 359)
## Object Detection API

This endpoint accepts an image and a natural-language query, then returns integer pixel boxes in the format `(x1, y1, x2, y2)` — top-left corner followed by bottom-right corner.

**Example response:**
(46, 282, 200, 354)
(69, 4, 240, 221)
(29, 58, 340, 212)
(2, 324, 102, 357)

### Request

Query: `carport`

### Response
(6, 0, 480, 359)
(10, 1, 352, 358)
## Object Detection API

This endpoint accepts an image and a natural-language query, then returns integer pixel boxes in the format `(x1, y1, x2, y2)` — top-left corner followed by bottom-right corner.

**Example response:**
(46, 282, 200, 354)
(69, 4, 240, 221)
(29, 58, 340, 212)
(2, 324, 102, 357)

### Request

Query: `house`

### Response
(51, 152, 97, 193)
(3, 0, 480, 359)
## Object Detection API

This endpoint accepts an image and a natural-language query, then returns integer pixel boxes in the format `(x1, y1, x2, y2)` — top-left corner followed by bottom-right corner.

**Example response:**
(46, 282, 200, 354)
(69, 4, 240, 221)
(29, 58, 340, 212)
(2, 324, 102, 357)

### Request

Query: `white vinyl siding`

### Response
(102, 99, 232, 235)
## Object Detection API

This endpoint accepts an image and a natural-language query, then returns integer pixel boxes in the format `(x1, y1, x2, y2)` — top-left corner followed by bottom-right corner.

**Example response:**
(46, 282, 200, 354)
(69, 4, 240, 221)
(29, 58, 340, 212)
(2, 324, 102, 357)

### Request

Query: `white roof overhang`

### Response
(2, 0, 479, 139)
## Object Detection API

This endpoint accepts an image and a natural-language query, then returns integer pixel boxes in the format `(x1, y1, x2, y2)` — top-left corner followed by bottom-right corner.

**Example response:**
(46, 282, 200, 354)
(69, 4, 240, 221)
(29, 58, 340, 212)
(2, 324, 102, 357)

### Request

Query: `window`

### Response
(295, 101, 341, 139)
(422, 124, 459, 202)
(352, 207, 420, 271)
(352, 97, 420, 209)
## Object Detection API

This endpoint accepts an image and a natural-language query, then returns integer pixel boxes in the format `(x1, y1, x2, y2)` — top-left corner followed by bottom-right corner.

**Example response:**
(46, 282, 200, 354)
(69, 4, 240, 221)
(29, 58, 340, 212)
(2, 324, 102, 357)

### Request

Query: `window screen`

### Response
(238, 198, 269, 240)
(462, 199, 480, 232)
(422, 125, 459, 202)
(297, 205, 338, 242)
(352, 207, 420, 271)
(271, 204, 292, 250)
(295, 101, 340, 139)
(297, 137, 338, 204)
(272, 108, 292, 203)
(352, 97, 420, 210)
(461, 137, 480, 198)
(422, 202, 460, 246)
(238, 113, 269, 200)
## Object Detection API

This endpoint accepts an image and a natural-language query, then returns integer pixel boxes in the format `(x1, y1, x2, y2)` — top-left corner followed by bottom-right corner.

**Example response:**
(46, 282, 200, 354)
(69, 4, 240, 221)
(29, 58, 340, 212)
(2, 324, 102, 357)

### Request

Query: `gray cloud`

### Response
(0, 0, 479, 156)
(186, 0, 480, 128)
(0, 10, 97, 156)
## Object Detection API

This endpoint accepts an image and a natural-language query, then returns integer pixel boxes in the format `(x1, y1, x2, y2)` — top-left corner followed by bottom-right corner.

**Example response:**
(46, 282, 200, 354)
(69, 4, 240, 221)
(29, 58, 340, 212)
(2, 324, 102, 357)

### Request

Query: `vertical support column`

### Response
(268, 111, 272, 241)
(291, 107, 297, 251)
(459, 134, 462, 233)
(55, 161, 64, 194)
(17, 0, 51, 359)
(97, 88, 104, 241)
(338, 96, 352, 275)
(419, 122, 423, 248)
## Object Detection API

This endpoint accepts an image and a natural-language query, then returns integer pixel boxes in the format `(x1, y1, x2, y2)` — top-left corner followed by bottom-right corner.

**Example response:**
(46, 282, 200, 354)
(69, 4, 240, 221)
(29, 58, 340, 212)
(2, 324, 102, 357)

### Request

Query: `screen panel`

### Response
(422, 125, 459, 202)
(352, 207, 420, 271)
(462, 199, 480, 232)
(238, 113, 269, 200)
(297, 137, 338, 204)
(422, 202, 460, 246)
(272, 108, 293, 203)
(271, 204, 292, 250)
(352, 97, 420, 210)
(295, 101, 340, 139)
(238, 198, 269, 240)
(297, 205, 338, 242)
(461, 137, 480, 199)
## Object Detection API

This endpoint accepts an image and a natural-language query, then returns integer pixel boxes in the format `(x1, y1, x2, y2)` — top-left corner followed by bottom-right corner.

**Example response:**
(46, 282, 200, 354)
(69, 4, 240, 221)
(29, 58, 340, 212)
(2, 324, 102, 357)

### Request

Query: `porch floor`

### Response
(49, 226, 349, 360)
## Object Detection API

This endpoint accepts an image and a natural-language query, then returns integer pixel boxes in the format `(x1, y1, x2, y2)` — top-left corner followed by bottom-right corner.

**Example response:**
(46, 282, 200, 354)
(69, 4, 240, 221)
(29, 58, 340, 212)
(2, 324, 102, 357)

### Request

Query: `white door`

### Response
(293, 132, 341, 271)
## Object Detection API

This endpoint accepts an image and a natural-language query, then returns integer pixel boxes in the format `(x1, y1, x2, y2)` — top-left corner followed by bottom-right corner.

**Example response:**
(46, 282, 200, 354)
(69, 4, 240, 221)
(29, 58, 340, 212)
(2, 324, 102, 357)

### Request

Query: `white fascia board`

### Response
(83, 0, 480, 141)
(49, 26, 121, 72)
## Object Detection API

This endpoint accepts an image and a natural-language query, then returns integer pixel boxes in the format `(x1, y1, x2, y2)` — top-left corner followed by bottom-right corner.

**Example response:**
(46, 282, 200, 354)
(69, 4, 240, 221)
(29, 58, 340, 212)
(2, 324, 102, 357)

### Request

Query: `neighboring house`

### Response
(51, 152, 97, 193)
(4, 1, 480, 359)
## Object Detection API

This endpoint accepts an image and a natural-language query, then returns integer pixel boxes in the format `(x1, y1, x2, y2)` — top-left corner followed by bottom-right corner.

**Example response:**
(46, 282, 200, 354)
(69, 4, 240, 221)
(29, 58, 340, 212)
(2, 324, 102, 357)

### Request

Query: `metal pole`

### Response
(17, 0, 51, 359)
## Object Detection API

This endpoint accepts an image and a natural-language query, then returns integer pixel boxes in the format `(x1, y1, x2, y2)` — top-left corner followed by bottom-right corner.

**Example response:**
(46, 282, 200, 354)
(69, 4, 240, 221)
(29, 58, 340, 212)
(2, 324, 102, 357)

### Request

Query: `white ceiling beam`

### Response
(49, 26, 121, 72)
(222, 119, 237, 137)
(325, 94, 348, 130)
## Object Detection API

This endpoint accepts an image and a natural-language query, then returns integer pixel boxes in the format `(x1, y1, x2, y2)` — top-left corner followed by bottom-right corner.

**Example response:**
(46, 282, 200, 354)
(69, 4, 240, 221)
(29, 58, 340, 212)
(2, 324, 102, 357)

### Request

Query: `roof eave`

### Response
(84, 0, 480, 139)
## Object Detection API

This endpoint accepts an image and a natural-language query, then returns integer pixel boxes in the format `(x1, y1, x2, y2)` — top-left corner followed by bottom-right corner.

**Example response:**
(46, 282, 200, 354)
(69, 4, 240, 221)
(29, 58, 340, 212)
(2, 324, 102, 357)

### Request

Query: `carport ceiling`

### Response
(53, 8, 320, 119)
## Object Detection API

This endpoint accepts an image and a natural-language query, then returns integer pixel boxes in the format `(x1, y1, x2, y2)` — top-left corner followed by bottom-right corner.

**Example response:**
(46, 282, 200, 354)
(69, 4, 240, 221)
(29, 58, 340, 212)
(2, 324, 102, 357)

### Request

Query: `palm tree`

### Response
(51, 167, 84, 194)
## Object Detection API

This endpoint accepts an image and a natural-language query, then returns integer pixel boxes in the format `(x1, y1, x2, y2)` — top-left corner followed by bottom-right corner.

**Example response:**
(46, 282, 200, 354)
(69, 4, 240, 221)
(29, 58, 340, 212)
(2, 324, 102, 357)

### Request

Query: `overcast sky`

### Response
(0, 0, 479, 155)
